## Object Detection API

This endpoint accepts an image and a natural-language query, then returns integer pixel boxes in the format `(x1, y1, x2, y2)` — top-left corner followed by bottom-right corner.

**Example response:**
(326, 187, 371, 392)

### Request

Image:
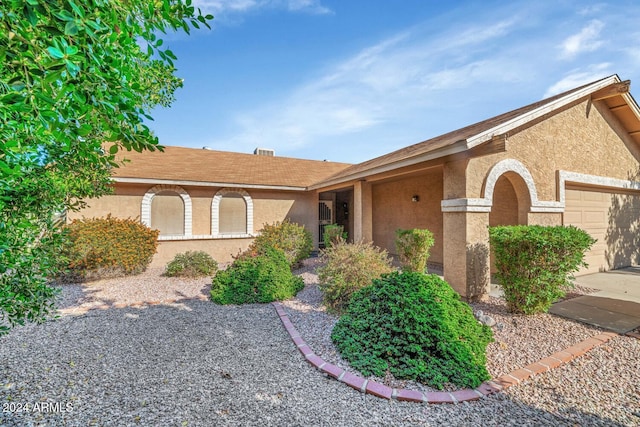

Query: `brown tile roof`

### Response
(112, 145, 352, 188)
(313, 75, 620, 188)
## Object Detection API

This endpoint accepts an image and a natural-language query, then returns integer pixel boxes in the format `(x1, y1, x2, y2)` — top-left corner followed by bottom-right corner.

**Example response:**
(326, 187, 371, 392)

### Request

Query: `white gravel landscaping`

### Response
(0, 260, 638, 426)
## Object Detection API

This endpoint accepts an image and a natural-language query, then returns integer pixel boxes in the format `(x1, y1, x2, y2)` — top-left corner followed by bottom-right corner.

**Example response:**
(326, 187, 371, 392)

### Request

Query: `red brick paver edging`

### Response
(625, 330, 640, 340)
(272, 302, 618, 404)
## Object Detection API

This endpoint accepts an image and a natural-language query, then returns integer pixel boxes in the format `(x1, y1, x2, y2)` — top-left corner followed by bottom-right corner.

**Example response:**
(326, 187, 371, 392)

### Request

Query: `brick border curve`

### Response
(272, 302, 619, 404)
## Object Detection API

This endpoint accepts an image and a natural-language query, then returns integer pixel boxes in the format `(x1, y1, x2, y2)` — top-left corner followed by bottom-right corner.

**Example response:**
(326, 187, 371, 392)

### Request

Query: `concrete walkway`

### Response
(549, 268, 640, 334)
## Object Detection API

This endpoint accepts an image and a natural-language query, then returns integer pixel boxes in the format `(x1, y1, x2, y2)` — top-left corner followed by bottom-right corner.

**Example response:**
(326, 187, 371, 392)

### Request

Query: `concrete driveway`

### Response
(550, 268, 640, 333)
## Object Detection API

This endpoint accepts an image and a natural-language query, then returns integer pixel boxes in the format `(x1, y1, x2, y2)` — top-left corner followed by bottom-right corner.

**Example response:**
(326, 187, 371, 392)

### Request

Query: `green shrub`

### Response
(395, 228, 435, 272)
(489, 225, 596, 314)
(210, 246, 304, 304)
(331, 272, 493, 389)
(318, 240, 394, 313)
(249, 219, 313, 268)
(60, 215, 159, 281)
(322, 224, 347, 248)
(165, 251, 218, 278)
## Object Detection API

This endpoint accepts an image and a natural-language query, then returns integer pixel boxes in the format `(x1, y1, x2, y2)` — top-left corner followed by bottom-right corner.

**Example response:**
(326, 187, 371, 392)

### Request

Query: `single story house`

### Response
(70, 74, 640, 299)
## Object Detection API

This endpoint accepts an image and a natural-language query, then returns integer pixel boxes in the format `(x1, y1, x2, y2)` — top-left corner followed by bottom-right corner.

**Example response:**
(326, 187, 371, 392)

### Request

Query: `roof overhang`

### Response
(308, 140, 468, 190)
(310, 75, 640, 190)
(465, 75, 625, 149)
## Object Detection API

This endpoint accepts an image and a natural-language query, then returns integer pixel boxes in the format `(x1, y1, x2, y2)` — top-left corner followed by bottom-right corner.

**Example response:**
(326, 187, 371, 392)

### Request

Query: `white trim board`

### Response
(441, 162, 640, 213)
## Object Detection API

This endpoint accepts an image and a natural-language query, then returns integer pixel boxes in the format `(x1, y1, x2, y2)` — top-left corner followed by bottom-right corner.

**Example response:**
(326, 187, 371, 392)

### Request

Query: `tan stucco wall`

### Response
(371, 168, 444, 263)
(441, 99, 640, 296)
(70, 183, 319, 266)
(152, 238, 253, 268)
(66, 183, 148, 221)
(252, 190, 319, 247)
(466, 100, 640, 200)
(252, 191, 316, 232)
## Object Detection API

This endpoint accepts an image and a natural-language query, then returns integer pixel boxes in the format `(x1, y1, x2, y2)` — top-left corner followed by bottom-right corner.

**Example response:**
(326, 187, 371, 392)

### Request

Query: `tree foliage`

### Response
(0, 0, 211, 333)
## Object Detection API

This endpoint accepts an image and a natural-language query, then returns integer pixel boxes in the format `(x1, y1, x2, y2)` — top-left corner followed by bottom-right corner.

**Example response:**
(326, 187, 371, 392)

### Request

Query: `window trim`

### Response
(141, 184, 193, 237)
(211, 188, 254, 237)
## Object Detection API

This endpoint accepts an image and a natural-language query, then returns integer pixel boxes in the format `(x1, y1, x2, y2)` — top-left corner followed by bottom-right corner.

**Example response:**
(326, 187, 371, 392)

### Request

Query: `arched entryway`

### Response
(489, 171, 532, 227)
(485, 162, 534, 275)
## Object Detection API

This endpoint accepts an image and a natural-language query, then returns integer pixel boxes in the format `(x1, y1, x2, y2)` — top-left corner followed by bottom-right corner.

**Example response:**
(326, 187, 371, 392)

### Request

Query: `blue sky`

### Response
(148, 0, 640, 164)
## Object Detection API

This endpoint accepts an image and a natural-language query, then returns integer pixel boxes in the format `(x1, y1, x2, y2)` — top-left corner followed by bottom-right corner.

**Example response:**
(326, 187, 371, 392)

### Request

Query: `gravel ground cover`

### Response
(0, 262, 638, 426)
(284, 259, 606, 385)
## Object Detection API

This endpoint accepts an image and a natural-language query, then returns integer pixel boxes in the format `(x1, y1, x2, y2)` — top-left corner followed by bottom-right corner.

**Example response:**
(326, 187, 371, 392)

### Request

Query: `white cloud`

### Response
(578, 3, 606, 16)
(192, 0, 331, 16)
(287, 0, 332, 14)
(543, 63, 612, 97)
(203, 18, 526, 155)
(560, 20, 605, 59)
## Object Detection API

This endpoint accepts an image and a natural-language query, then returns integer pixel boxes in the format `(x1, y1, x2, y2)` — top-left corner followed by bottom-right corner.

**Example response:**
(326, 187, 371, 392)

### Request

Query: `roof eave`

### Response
(112, 177, 308, 192)
(308, 139, 469, 190)
(466, 75, 622, 148)
(311, 75, 625, 191)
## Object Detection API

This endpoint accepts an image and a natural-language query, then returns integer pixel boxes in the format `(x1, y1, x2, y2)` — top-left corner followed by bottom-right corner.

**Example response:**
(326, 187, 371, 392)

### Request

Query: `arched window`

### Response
(141, 185, 192, 237)
(212, 188, 253, 236)
(151, 191, 185, 235)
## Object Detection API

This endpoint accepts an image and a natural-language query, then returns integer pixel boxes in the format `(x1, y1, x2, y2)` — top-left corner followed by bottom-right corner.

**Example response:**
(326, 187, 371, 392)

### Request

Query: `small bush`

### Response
(318, 240, 394, 313)
(165, 251, 218, 278)
(489, 225, 596, 314)
(249, 219, 313, 268)
(210, 246, 304, 304)
(322, 224, 347, 248)
(331, 272, 493, 390)
(60, 215, 159, 281)
(395, 228, 435, 272)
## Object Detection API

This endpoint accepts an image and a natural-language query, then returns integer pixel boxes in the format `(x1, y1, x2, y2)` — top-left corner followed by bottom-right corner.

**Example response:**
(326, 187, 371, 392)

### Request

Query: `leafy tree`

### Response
(0, 0, 212, 333)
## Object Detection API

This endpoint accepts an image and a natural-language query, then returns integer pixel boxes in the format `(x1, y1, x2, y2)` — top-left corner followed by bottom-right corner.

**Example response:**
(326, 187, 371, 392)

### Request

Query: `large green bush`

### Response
(395, 228, 435, 273)
(489, 225, 596, 314)
(210, 246, 304, 305)
(60, 215, 159, 281)
(318, 241, 394, 313)
(331, 272, 493, 389)
(249, 219, 313, 268)
(165, 251, 218, 278)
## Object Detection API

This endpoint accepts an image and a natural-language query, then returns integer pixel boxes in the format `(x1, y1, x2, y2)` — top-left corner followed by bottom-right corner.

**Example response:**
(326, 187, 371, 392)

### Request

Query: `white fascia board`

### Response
(309, 140, 468, 190)
(622, 92, 640, 122)
(466, 75, 621, 149)
(112, 177, 306, 192)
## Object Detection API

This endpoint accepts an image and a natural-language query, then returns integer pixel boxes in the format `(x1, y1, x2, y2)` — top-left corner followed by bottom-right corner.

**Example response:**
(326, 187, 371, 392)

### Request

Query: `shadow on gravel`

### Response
(2, 296, 636, 426)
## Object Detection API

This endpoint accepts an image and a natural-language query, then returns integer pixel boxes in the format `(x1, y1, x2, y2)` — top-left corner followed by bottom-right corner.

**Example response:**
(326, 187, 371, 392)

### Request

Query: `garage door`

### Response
(564, 186, 640, 275)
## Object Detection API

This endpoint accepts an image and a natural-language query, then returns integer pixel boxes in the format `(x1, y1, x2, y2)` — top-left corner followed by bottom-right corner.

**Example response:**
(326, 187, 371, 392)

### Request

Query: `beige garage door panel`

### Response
(564, 187, 640, 275)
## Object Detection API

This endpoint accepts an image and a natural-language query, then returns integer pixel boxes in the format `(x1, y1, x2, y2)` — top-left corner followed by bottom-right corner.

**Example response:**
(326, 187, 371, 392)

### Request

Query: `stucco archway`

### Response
(489, 172, 532, 227)
(211, 188, 254, 236)
(141, 184, 193, 236)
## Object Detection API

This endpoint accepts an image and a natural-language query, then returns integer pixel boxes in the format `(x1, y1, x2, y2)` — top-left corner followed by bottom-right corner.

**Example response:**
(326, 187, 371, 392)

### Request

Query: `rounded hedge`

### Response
(165, 251, 218, 278)
(489, 225, 596, 314)
(210, 246, 304, 305)
(60, 215, 158, 282)
(331, 272, 493, 389)
(248, 219, 313, 268)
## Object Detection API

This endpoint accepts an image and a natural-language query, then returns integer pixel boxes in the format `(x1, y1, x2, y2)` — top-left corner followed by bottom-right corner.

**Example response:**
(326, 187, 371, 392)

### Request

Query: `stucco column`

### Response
(442, 210, 491, 299)
(353, 180, 373, 242)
